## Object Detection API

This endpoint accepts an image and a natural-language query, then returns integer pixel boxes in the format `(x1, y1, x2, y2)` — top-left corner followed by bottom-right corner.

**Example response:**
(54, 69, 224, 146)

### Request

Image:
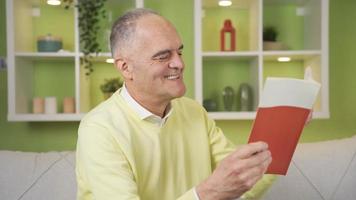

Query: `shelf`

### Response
(15, 52, 76, 60)
(80, 52, 114, 63)
(208, 112, 256, 120)
(79, 52, 112, 57)
(7, 0, 328, 121)
(203, 51, 259, 56)
(202, 50, 321, 60)
(207, 110, 327, 120)
(7, 113, 85, 122)
(203, 51, 259, 57)
(263, 50, 321, 60)
(15, 52, 76, 56)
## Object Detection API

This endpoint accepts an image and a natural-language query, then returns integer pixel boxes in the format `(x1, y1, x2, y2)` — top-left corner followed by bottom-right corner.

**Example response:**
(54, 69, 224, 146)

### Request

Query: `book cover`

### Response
(248, 77, 320, 175)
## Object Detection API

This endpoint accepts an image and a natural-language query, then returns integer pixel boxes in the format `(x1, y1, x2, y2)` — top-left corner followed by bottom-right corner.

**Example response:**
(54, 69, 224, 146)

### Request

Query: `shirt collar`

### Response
(120, 84, 172, 126)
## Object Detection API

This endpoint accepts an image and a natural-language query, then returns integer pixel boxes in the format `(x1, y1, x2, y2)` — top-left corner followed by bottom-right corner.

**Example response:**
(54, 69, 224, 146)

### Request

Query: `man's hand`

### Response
(196, 142, 272, 200)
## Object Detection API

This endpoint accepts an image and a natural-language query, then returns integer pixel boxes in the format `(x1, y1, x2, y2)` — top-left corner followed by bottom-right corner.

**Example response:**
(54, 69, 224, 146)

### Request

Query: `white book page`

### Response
(259, 77, 321, 109)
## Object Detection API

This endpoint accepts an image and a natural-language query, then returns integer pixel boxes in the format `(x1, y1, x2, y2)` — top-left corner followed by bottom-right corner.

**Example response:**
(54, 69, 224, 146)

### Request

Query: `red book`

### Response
(248, 77, 320, 175)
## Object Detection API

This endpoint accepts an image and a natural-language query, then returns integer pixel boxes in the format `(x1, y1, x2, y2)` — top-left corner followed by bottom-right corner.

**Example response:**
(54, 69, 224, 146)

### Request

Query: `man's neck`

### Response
(125, 84, 170, 118)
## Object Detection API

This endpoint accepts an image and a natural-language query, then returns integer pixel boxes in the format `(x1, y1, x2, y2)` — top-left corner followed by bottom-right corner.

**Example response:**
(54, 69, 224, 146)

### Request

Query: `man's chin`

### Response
(176, 91, 186, 98)
(172, 86, 186, 99)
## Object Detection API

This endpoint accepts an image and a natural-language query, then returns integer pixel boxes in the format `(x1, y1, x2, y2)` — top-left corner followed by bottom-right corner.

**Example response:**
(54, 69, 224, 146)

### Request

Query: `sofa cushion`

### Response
(0, 151, 76, 200)
(262, 135, 356, 200)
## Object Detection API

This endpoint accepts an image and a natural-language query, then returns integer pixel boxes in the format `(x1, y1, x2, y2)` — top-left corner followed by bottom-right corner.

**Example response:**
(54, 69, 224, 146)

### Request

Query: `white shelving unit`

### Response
(6, 0, 329, 121)
(194, 0, 329, 120)
(6, 0, 143, 121)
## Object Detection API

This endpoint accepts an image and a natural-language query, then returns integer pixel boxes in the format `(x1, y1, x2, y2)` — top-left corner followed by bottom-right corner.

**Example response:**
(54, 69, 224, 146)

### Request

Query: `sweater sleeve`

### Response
(206, 113, 236, 169)
(76, 122, 140, 200)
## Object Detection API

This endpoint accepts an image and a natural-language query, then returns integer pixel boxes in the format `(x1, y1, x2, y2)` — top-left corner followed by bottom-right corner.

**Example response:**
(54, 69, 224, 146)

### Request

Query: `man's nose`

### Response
(168, 53, 184, 69)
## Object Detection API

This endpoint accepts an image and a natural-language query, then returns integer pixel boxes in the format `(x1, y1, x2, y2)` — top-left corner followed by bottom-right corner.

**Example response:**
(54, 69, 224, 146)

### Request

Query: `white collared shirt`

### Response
(120, 84, 172, 127)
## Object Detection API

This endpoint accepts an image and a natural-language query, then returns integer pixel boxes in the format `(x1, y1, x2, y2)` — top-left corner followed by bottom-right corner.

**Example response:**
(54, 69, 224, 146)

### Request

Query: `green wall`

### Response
(0, 0, 355, 152)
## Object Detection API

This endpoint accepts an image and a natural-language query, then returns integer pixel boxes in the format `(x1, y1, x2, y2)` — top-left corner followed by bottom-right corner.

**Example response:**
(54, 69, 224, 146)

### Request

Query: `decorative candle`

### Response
(63, 97, 75, 113)
(33, 97, 44, 114)
(45, 97, 57, 114)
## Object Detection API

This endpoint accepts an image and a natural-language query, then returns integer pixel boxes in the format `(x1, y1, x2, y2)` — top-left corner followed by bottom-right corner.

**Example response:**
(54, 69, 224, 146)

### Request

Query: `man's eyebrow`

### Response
(151, 44, 184, 59)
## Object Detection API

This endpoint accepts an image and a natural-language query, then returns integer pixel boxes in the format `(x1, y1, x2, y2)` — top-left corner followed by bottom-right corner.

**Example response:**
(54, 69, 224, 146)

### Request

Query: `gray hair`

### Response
(110, 8, 159, 57)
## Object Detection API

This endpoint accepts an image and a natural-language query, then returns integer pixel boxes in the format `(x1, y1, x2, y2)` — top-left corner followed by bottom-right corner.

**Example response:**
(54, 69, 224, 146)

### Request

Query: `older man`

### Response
(76, 8, 271, 200)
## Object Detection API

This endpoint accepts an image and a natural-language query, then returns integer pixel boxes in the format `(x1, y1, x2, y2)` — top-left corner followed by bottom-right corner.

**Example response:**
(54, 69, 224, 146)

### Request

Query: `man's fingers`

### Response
(231, 156, 272, 191)
(198, 142, 273, 200)
(232, 141, 269, 159)
(231, 150, 272, 175)
(243, 150, 271, 168)
(262, 156, 273, 173)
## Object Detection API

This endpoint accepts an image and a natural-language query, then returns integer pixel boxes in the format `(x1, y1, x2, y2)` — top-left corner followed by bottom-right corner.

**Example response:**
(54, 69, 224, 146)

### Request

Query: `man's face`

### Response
(122, 15, 186, 103)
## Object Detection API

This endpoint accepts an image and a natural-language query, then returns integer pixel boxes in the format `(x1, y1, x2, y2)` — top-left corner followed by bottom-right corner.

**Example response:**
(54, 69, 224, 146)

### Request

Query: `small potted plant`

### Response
(100, 77, 123, 99)
(263, 26, 284, 50)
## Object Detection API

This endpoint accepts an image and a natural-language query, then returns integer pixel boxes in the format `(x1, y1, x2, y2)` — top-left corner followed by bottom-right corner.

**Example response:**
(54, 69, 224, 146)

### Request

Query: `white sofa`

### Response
(0, 151, 76, 200)
(0, 136, 355, 200)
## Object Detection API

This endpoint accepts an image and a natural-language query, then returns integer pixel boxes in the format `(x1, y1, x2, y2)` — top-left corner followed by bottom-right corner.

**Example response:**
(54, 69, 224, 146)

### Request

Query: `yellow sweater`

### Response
(76, 91, 235, 200)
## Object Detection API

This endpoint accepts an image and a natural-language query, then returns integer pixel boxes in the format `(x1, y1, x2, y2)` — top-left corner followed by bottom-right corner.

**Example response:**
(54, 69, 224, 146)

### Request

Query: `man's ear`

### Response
(115, 58, 133, 80)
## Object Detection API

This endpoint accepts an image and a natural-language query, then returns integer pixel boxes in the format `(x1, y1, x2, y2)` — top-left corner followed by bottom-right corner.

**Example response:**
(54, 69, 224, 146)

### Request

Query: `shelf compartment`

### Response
(263, 54, 322, 112)
(13, 0, 75, 52)
(79, 56, 122, 112)
(263, 0, 322, 51)
(13, 57, 76, 114)
(84, 0, 137, 53)
(262, 52, 321, 80)
(202, 56, 259, 112)
(202, 0, 260, 52)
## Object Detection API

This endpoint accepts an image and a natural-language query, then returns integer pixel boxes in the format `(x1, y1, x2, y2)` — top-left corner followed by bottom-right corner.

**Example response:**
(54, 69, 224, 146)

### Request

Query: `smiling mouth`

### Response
(165, 74, 180, 80)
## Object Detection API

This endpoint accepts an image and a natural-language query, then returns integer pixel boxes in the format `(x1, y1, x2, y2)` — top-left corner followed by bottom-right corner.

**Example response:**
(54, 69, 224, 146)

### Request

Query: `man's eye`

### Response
(154, 53, 170, 61)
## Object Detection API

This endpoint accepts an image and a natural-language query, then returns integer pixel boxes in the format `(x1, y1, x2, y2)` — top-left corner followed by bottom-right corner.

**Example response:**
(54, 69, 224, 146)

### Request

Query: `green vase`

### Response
(203, 99, 217, 111)
(237, 83, 253, 111)
(222, 86, 234, 111)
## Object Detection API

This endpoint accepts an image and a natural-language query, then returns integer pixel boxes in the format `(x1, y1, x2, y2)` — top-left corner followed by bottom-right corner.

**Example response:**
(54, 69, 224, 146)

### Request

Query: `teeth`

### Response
(166, 74, 179, 80)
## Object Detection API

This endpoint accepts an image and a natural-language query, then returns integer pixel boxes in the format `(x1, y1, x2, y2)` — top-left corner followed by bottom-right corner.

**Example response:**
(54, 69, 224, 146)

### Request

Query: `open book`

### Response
(248, 77, 320, 175)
